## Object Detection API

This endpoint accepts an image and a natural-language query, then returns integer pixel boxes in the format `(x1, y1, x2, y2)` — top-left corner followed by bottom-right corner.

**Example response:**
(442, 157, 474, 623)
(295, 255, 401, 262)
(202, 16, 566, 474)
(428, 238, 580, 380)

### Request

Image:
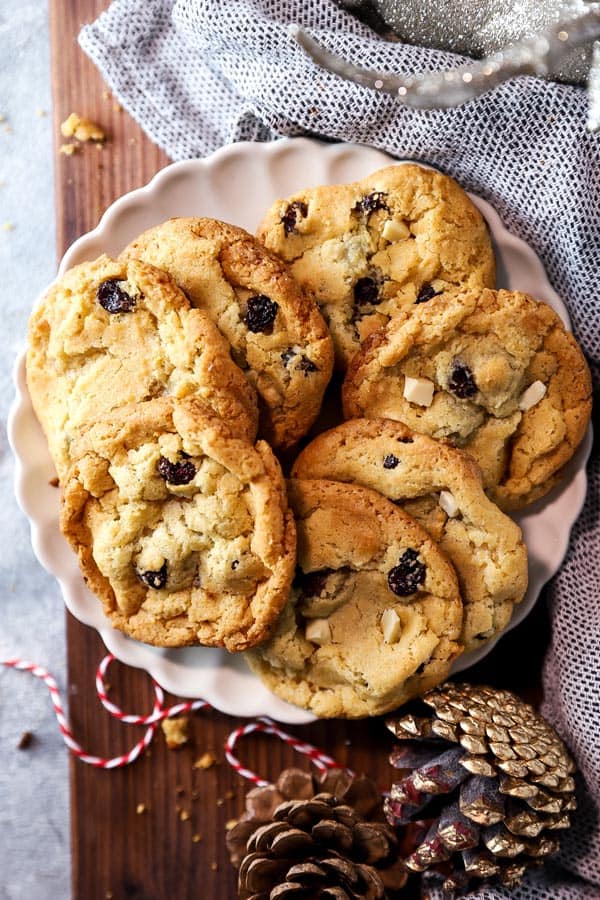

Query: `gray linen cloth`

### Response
(80, 2, 600, 896)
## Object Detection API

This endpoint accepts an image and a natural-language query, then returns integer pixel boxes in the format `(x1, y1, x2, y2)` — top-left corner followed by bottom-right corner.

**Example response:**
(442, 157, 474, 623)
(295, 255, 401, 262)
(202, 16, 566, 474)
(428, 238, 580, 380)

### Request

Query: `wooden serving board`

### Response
(50, 2, 547, 897)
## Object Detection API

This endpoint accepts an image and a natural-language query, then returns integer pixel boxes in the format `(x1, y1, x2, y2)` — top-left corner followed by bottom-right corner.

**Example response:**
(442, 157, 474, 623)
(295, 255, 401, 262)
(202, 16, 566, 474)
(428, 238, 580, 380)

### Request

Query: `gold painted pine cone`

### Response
(226, 768, 408, 899)
(385, 683, 576, 896)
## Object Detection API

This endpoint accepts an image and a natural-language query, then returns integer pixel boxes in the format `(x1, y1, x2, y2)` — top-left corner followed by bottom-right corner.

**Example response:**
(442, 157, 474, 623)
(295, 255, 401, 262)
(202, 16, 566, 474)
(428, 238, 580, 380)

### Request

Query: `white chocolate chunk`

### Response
(439, 490, 459, 518)
(403, 375, 435, 407)
(519, 380, 547, 411)
(382, 219, 410, 241)
(381, 608, 402, 644)
(305, 618, 332, 645)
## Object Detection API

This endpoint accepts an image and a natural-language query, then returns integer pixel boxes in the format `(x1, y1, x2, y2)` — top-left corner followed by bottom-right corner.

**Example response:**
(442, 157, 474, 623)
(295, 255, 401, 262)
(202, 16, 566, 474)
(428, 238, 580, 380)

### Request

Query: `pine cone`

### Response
(385, 683, 576, 896)
(227, 768, 407, 898)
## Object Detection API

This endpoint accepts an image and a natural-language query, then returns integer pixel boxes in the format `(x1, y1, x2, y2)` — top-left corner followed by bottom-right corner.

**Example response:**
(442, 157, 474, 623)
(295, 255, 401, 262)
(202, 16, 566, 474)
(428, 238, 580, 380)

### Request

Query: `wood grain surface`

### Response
(50, 2, 548, 897)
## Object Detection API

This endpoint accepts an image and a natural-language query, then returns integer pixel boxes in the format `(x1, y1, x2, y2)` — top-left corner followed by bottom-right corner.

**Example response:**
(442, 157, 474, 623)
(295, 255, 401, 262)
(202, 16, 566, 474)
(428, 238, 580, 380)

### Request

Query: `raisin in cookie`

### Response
(246, 479, 463, 718)
(27, 255, 258, 481)
(60, 397, 296, 651)
(121, 217, 334, 449)
(257, 164, 495, 368)
(343, 289, 592, 510)
(292, 419, 528, 650)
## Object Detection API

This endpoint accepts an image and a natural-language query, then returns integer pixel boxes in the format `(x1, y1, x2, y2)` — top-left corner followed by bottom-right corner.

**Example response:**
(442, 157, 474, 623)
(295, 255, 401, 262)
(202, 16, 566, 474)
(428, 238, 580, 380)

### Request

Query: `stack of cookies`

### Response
(26, 225, 333, 652)
(26, 163, 592, 718)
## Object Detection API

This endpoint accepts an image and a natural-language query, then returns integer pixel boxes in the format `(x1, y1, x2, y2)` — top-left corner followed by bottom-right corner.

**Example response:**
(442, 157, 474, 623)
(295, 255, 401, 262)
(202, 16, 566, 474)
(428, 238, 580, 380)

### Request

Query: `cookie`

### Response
(60, 397, 296, 651)
(257, 164, 495, 368)
(342, 289, 592, 510)
(292, 419, 528, 650)
(27, 255, 258, 481)
(121, 217, 334, 449)
(246, 479, 463, 718)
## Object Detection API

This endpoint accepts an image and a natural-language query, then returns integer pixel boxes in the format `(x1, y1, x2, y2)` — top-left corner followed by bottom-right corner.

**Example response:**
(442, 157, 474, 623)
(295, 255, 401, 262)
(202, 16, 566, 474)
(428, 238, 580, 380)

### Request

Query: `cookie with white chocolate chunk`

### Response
(26, 255, 258, 481)
(246, 479, 463, 718)
(292, 419, 528, 651)
(257, 164, 495, 368)
(342, 288, 592, 509)
(60, 397, 296, 651)
(121, 217, 334, 450)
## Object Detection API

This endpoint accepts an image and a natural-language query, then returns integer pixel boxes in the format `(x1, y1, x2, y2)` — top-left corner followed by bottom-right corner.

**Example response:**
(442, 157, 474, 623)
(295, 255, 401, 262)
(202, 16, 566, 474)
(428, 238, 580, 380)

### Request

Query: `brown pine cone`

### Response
(227, 768, 407, 899)
(385, 683, 576, 896)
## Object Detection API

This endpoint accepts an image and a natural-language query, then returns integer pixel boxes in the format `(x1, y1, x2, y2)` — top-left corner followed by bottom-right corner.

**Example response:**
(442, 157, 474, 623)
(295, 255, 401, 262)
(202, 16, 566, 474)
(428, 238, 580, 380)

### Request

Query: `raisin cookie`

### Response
(257, 164, 495, 368)
(343, 289, 592, 510)
(60, 397, 296, 651)
(27, 255, 258, 481)
(246, 479, 463, 718)
(292, 419, 528, 650)
(121, 217, 334, 449)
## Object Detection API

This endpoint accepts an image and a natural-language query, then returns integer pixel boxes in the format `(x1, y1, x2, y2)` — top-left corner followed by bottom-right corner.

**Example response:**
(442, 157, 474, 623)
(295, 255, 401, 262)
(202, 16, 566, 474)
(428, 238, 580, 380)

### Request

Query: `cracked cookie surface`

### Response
(122, 217, 334, 449)
(257, 164, 495, 368)
(292, 419, 528, 651)
(27, 255, 258, 481)
(246, 479, 463, 718)
(342, 289, 592, 510)
(60, 397, 296, 651)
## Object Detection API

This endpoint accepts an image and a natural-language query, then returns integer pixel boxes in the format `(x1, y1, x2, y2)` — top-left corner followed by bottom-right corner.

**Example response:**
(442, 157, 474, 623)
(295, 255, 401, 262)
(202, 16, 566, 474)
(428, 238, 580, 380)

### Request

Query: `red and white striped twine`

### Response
(2, 654, 208, 768)
(1, 655, 344, 780)
(224, 716, 349, 787)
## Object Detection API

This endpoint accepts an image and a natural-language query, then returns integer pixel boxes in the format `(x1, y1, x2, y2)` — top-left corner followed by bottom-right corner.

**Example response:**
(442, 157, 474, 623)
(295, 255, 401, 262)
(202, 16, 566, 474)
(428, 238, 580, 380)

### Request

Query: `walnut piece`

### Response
(60, 112, 106, 143)
(161, 716, 190, 750)
(194, 751, 217, 769)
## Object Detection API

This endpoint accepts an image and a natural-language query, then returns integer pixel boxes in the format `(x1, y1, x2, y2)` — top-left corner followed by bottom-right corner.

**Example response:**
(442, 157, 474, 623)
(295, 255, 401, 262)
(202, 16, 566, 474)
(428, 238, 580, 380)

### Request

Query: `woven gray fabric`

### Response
(79, 2, 600, 896)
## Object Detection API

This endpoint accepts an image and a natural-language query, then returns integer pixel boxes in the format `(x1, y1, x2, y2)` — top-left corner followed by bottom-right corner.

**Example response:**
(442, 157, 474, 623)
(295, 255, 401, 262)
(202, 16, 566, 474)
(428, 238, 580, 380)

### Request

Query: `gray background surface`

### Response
(0, 3, 70, 898)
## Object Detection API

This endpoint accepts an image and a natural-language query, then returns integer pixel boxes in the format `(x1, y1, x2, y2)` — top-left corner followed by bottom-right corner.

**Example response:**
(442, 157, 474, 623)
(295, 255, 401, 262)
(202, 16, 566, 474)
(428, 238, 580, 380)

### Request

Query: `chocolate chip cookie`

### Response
(257, 164, 495, 368)
(27, 255, 258, 480)
(246, 479, 463, 718)
(60, 397, 296, 651)
(121, 217, 334, 449)
(342, 289, 592, 510)
(292, 419, 528, 650)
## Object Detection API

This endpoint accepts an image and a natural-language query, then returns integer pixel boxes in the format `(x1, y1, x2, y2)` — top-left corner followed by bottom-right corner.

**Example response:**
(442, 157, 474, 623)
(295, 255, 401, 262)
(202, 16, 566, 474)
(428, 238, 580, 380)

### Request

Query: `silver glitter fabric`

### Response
(292, 8, 600, 127)
(352, 0, 596, 83)
(589, 41, 600, 128)
(79, 2, 600, 897)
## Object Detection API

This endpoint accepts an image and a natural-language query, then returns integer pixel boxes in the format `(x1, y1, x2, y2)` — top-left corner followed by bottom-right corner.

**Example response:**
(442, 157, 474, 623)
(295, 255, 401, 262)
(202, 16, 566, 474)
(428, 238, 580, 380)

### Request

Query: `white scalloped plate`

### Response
(8, 138, 592, 724)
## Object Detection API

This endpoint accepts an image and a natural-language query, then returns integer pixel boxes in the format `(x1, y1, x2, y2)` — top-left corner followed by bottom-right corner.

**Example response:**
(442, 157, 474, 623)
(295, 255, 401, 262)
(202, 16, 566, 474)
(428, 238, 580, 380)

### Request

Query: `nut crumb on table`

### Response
(193, 751, 217, 769)
(59, 143, 79, 156)
(161, 716, 190, 749)
(60, 112, 106, 143)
